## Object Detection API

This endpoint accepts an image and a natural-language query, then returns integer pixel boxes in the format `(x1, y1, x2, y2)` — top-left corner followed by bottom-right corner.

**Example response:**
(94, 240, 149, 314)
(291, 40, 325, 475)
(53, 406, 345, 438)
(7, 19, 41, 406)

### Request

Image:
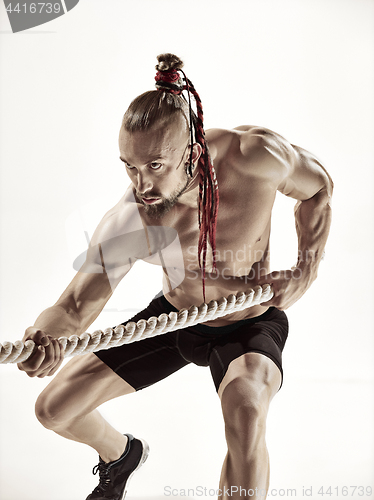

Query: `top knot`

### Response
(155, 53, 184, 94)
(155, 53, 184, 72)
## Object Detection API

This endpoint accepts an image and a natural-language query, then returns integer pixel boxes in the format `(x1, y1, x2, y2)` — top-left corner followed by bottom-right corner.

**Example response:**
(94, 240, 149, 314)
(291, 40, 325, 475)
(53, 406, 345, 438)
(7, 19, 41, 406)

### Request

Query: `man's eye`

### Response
(150, 163, 162, 170)
(125, 163, 135, 170)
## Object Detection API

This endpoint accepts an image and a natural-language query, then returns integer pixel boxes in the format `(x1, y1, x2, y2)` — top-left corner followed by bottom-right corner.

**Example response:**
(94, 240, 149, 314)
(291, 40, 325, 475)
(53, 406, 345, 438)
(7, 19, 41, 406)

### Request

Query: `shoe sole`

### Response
(122, 438, 150, 500)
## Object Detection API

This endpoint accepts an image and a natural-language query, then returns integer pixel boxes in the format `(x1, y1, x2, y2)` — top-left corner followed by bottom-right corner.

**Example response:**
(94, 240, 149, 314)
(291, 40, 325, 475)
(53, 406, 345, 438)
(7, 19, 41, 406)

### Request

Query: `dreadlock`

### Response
(122, 53, 219, 301)
(178, 72, 219, 302)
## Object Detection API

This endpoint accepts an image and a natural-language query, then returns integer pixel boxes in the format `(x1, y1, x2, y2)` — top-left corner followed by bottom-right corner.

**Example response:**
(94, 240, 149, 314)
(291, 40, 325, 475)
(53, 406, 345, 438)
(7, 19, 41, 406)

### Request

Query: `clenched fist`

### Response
(17, 327, 65, 378)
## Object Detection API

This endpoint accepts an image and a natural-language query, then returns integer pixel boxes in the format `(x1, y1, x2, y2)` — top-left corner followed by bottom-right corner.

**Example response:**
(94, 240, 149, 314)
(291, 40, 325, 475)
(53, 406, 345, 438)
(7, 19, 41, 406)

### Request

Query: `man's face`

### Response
(119, 114, 193, 219)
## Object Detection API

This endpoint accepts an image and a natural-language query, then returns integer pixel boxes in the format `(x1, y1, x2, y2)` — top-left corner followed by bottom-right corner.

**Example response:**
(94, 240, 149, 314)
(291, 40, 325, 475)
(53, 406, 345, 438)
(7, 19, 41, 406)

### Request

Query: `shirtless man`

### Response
(17, 54, 333, 500)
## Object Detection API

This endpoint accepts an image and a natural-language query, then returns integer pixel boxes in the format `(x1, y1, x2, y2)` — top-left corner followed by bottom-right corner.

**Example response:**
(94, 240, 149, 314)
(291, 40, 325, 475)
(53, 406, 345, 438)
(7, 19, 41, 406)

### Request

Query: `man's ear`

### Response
(190, 142, 203, 164)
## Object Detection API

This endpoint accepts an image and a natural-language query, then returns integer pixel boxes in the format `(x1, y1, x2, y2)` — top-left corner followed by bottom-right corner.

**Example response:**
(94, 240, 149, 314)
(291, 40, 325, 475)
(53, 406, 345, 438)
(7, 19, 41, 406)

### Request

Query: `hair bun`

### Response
(156, 53, 184, 72)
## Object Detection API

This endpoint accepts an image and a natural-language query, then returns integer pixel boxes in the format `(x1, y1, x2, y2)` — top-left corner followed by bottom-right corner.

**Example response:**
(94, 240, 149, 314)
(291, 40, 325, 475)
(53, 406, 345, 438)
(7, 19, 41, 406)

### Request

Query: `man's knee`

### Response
(221, 375, 268, 434)
(35, 384, 71, 429)
(219, 354, 280, 440)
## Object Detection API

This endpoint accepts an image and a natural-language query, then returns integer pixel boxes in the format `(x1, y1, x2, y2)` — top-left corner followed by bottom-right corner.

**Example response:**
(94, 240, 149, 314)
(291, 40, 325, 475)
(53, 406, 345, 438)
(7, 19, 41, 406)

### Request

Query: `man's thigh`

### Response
(94, 330, 190, 391)
(94, 295, 191, 391)
(209, 307, 288, 395)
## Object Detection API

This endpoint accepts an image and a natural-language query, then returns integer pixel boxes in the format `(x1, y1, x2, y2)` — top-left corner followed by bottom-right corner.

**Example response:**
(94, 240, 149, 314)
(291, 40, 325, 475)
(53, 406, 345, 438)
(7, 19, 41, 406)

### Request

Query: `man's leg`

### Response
(35, 353, 135, 463)
(217, 352, 281, 500)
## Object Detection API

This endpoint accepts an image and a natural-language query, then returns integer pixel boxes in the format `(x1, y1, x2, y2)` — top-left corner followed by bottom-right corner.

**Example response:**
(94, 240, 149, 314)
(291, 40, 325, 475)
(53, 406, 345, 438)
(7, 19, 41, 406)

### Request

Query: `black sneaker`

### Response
(86, 434, 149, 500)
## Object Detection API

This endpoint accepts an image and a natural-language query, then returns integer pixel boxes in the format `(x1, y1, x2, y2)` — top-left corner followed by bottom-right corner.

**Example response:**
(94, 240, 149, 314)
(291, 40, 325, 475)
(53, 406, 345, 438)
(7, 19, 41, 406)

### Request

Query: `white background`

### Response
(0, 1, 373, 499)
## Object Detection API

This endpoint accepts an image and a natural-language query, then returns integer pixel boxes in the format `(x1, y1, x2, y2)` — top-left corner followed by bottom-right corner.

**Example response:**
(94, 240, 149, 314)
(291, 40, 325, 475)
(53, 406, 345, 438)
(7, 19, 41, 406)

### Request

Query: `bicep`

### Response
(278, 145, 333, 201)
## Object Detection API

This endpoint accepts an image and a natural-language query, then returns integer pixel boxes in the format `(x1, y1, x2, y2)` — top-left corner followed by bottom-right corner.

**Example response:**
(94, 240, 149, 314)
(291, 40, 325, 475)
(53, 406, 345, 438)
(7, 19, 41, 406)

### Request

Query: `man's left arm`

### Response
(257, 139, 334, 310)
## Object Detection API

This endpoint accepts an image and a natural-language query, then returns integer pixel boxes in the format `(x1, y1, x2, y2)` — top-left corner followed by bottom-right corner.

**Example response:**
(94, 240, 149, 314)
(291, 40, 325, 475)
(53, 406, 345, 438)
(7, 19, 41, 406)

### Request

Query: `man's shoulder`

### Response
(206, 124, 292, 155)
(206, 125, 294, 182)
(90, 186, 143, 246)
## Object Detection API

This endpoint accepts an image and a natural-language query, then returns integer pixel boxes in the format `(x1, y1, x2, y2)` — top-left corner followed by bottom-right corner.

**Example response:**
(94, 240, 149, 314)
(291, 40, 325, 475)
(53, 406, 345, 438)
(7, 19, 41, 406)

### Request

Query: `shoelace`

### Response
(92, 460, 112, 491)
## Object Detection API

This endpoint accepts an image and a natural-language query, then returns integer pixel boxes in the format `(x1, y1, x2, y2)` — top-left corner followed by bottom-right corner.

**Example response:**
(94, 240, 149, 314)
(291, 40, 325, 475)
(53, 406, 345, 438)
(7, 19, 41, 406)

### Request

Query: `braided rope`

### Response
(0, 285, 273, 364)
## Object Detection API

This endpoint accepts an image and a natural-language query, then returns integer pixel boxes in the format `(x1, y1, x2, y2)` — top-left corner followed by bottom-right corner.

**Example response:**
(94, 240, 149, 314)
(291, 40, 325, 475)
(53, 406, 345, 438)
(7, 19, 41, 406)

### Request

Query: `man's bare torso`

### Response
(101, 125, 290, 325)
(162, 126, 277, 323)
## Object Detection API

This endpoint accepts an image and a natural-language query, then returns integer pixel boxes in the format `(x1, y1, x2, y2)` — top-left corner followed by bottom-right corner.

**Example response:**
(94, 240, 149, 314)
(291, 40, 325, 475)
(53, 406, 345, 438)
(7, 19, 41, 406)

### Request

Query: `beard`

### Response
(137, 174, 190, 219)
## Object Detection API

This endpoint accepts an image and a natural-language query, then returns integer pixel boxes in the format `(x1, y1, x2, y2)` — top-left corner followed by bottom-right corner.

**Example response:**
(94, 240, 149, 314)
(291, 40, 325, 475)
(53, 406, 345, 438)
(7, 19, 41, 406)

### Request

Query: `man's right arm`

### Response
(17, 186, 180, 377)
(17, 197, 137, 378)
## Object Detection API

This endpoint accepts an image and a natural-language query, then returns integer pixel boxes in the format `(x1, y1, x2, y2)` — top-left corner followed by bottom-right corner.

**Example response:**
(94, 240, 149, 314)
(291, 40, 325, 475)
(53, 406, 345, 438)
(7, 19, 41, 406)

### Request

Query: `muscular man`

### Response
(18, 54, 333, 500)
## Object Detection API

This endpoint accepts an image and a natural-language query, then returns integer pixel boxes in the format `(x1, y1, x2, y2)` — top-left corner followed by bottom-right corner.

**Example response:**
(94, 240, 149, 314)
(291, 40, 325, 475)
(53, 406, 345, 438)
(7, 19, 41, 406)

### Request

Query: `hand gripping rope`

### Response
(0, 285, 273, 364)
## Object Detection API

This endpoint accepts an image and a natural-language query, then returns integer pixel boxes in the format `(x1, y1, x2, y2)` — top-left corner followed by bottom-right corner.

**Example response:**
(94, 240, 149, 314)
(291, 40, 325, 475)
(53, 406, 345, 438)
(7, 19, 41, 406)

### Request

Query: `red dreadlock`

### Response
(155, 59, 219, 301)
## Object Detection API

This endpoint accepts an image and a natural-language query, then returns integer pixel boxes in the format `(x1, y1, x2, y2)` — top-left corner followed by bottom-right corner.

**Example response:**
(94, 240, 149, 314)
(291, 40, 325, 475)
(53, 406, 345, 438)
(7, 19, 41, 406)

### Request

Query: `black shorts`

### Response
(94, 295, 289, 392)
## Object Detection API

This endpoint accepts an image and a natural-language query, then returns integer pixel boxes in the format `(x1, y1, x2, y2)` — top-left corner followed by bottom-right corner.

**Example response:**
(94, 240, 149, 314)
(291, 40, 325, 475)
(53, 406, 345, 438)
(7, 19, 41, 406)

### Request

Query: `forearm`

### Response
(294, 186, 333, 286)
(25, 304, 83, 341)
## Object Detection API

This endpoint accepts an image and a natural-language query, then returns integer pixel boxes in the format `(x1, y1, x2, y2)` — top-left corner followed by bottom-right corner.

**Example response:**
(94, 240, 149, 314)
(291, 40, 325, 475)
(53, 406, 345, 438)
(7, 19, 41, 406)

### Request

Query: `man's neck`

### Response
(178, 168, 200, 207)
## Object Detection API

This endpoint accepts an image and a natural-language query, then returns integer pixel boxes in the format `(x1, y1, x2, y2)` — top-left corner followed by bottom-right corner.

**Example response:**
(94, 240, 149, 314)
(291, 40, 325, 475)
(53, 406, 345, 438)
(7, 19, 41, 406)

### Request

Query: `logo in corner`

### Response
(3, 0, 80, 33)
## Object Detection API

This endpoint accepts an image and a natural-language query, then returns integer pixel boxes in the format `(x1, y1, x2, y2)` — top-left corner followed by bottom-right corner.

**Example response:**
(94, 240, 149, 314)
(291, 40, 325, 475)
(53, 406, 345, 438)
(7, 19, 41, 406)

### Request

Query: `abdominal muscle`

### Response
(163, 244, 271, 326)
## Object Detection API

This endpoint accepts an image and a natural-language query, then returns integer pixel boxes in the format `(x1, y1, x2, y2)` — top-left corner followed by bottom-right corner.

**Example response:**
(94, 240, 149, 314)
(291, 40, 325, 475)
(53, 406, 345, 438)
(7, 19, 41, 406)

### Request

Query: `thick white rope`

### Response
(0, 284, 273, 364)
